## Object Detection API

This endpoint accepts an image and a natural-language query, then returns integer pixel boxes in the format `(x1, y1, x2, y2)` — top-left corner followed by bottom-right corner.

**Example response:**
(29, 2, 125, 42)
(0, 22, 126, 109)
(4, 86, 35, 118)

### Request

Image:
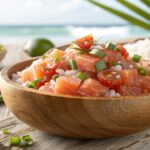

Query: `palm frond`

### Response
(86, 0, 150, 30)
(117, 0, 150, 21)
(141, 0, 150, 7)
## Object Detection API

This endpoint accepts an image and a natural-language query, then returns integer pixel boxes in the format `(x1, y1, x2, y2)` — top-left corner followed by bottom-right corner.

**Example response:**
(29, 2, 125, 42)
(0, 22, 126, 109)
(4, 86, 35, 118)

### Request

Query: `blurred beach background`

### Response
(0, 0, 149, 45)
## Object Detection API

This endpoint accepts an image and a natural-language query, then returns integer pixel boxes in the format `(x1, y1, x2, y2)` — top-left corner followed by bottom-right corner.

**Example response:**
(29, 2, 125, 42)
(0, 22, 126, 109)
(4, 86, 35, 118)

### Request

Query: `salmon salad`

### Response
(12, 35, 150, 97)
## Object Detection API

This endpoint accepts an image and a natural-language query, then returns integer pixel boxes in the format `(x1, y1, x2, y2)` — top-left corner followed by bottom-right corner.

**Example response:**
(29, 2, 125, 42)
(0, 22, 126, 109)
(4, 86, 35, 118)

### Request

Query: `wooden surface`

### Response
(1, 116, 150, 150)
(0, 43, 150, 149)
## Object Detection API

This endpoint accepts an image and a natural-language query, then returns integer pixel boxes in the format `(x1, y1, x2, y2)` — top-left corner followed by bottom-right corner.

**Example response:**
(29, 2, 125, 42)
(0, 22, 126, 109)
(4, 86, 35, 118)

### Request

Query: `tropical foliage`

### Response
(86, 0, 150, 30)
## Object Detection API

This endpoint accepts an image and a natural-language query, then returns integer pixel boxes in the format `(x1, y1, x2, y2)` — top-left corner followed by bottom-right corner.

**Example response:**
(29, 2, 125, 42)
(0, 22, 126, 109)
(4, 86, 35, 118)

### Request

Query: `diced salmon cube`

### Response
(54, 76, 81, 95)
(58, 61, 70, 70)
(103, 50, 121, 66)
(77, 78, 108, 96)
(120, 69, 139, 86)
(139, 76, 150, 92)
(75, 54, 99, 72)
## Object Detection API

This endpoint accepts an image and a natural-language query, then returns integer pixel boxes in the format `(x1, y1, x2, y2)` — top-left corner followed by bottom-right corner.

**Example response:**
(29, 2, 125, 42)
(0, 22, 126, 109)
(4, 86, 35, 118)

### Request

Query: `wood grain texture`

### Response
(1, 38, 150, 138)
(1, 116, 150, 150)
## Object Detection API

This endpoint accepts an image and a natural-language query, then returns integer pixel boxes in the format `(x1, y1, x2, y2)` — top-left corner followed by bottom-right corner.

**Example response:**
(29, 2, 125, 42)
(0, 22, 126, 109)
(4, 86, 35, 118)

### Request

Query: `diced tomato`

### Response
(36, 64, 59, 88)
(116, 45, 129, 60)
(36, 80, 46, 88)
(54, 76, 81, 95)
(97, 69, 122, 91)
(77, 78, 108, 96)
(45, 69, 57, 81)
(120, 69, 139, 86)
(20, 69, 34, 81)
(75, 34, 93, 50)
(75, 54, 99, 72)
(119, 85, 142, 96)
(139, 76, 150, 92)
(102, 50, 121, 66)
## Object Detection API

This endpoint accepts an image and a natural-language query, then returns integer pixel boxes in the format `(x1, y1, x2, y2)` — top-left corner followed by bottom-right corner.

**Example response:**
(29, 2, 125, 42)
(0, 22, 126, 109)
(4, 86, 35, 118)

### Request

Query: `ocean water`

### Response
(0, 25, 149, 45)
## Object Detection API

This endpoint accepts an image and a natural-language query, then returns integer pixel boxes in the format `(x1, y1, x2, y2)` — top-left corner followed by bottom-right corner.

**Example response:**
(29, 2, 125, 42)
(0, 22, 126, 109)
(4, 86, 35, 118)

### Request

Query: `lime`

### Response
(24, 38, 55, 57)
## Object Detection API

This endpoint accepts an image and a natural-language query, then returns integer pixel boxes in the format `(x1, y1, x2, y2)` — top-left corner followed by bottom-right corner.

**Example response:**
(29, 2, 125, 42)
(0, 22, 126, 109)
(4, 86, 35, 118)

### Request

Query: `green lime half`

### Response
(24, 38, 55, 57)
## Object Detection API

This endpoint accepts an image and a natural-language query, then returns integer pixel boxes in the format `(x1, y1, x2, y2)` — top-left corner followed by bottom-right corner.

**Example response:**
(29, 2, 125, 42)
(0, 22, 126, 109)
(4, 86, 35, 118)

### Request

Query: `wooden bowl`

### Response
(0, 38, 150, 138)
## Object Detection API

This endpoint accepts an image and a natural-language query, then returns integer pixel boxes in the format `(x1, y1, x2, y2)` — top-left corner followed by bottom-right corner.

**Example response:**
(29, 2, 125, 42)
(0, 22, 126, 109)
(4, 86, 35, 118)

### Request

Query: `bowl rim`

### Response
(1, 37, 150, 101)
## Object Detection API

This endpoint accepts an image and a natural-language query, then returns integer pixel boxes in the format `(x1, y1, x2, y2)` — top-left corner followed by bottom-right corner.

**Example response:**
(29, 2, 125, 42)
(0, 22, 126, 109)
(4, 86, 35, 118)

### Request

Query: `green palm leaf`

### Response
(117, 0, 150, 21)
(86, 0, 150, 30)
(141, 0, 150, 7)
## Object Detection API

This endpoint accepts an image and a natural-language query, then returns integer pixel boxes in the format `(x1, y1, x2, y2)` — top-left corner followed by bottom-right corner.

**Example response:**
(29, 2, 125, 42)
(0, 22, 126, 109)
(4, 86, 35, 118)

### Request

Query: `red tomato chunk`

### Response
(98, 69, 122, 91)
(75, 34, 93, 50)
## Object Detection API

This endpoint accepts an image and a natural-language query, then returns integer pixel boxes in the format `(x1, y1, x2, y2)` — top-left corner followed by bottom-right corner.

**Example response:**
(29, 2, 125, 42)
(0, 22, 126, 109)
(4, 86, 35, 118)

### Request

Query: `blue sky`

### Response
(0, 0, 148, 25)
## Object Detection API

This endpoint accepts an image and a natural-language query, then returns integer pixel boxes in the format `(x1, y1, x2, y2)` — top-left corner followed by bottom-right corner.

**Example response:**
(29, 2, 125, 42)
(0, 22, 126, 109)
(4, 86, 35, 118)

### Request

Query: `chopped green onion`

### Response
(95, 60, 107, 72)
(76, 72, 87, 81)
(69, 59, 78, 70)
(137, 67, 148, 76)
(10, 136, 21, 146)
(52, 74, 59, 81)
(112, 61, 121, 66)
(19, 135, 33, 148)
(74, 48, 89, 51)
(0, 95, 3, 103)
(132, 54, 142, 63)
(27, 82, 36, 88)
(77, 50, 87, 54)
(106, 43, 116, 50)
(90, 49, 106, 58)
(20, 135, 33, 147)
(9, 135, 33, 148)
(2, 128, 10, 134)
(22, 135, 32, 142)
(27, 79, 42, 89)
